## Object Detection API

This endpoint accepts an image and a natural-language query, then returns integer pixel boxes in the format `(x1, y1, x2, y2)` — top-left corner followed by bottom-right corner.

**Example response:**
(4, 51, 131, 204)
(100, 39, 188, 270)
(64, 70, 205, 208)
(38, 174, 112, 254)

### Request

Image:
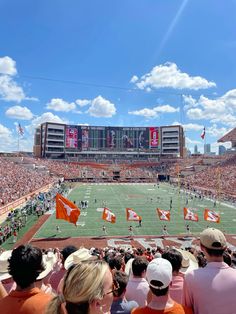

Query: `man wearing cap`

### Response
(132, 258, 192, 314)
(183, 227, 236, 314)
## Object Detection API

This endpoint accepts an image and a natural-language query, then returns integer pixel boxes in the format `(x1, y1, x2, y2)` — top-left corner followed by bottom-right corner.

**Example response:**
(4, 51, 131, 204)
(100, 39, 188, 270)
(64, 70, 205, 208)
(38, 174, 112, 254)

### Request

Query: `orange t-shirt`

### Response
(0, 287, 52, 314)
(132, 302, 193, 314)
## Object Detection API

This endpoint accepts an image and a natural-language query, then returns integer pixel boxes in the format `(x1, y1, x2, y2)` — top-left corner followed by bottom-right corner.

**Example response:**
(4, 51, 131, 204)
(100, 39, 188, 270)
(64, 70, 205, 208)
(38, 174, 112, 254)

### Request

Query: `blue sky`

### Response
(0, 0, 236, 153)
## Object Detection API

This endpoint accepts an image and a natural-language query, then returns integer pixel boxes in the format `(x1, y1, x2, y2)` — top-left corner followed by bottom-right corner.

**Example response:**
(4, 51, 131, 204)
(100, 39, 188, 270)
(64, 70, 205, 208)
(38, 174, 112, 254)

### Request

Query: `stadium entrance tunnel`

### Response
(158, 174, 170, 182)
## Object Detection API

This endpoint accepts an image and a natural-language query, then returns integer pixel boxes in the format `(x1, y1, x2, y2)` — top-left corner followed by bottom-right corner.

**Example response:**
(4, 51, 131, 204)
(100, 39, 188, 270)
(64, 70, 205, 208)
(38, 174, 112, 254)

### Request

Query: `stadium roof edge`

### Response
(217, 127, 236, 143)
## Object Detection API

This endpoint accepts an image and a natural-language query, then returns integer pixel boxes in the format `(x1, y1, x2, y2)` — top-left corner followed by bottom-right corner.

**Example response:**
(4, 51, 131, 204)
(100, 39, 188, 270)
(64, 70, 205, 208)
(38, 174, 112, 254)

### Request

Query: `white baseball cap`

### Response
(146, 258, 172, 289)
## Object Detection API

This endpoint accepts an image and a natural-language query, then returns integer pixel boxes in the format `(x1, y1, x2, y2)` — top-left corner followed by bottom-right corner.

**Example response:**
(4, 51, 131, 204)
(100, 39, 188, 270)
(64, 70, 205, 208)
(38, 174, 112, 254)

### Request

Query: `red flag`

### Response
(201, 127, 205, 140)
(183, 207, 199, 222)
(102, 208, 116, 223)
(56, 194, 80, 225)
(126, 208, 142, 221)
(204, 209, 220, 223)
(157, 208, 170, 221)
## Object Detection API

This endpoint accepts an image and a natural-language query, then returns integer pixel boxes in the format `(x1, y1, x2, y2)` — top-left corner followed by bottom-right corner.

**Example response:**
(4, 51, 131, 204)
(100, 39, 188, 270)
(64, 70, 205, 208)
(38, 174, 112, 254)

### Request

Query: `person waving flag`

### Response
(56, 194, 80, 225)
(157, 208, 171, 221)
(126, 208, 142, 221)
(102, 207, 116, 223)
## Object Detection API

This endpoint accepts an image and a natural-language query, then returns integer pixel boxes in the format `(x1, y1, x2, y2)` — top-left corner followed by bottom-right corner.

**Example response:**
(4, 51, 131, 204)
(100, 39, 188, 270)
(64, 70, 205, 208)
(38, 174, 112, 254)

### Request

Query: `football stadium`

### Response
(2, 3, 236, 313)
(1, 124, 236, 251)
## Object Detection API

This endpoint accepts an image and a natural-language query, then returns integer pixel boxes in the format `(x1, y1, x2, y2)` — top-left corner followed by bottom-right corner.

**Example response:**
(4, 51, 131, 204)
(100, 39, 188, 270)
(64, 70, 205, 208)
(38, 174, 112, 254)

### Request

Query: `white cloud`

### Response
(130, 75, 138, 83)
(0, 123, 16, 152)
(206, 124, 229, 138)
(26, 112, 67, 136)
(46, 98, 76, 112)
(87, 95, 116, 117)
(182, 95, 198, 110)
(172, 121, 204, 131)
(0, 56, 17, 76)
(0, 75, 25, 102)
(185, 89, 236, 127)
(75, 99, 91, 107)
(131, 62, 216, 91)
(5, 105, 34, 120)
(129, 108, 158, 118)
(129, 104, 179, 118)
(185, 137, 202, 145)
(153, 104, 179, 113)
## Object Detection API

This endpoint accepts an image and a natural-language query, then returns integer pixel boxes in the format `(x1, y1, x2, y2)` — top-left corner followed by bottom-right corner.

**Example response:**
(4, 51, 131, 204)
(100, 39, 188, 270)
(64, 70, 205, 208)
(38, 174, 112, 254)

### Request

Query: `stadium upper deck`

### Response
(33, 122, 185, 160)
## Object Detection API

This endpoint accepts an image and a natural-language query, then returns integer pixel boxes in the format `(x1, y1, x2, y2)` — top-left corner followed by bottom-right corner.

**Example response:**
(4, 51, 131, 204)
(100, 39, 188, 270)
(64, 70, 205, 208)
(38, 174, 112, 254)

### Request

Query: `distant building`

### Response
(219, 145, 226, 156)
(204, 143, 211, 155)
(194, 145, 198, 154)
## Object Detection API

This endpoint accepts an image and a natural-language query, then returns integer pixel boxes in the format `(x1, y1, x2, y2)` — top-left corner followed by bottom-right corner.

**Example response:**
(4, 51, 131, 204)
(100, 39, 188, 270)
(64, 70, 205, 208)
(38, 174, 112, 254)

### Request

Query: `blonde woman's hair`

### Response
(46, 260, 109, 314)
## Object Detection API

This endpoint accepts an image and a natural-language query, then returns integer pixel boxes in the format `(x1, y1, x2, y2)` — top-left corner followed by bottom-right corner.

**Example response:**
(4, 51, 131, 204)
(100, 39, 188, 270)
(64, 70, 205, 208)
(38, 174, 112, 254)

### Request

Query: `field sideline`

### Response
(34, 182, 236, 239)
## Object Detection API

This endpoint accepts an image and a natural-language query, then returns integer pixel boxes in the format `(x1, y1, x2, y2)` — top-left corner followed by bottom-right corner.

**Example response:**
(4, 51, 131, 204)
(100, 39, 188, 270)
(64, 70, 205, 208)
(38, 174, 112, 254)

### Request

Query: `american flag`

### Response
(17, 123, 24, 136)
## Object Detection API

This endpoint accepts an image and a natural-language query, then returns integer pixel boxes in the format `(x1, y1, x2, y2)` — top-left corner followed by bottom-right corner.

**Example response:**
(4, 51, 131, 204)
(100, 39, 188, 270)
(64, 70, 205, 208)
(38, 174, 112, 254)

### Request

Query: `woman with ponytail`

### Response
(46, 260, 114, 314)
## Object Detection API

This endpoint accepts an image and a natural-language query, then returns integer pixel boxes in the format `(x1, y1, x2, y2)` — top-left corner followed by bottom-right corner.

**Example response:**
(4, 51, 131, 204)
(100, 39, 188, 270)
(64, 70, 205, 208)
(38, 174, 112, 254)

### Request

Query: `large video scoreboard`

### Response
(65, 126, 160, 152)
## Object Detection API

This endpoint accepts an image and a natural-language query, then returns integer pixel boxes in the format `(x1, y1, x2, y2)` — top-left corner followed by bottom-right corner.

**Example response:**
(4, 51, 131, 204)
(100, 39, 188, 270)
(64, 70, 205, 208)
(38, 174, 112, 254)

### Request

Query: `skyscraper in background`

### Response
(204, 143, 211, 155)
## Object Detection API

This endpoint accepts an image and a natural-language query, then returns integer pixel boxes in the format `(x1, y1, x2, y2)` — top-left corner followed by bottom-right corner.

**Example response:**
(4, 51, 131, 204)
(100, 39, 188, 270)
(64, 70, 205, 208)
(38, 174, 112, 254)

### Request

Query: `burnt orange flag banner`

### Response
(126, 208, 142, 221)
(102, 208, 116, 223)
(56, 193, 80, 225)
(157, 208, 170, 221)
(204, 209, 220, 223)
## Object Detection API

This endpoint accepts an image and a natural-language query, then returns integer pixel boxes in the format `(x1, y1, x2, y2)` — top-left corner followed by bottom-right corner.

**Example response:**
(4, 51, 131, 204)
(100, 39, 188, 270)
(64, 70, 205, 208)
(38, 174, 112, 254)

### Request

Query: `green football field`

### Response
(34, 183, 236, 238)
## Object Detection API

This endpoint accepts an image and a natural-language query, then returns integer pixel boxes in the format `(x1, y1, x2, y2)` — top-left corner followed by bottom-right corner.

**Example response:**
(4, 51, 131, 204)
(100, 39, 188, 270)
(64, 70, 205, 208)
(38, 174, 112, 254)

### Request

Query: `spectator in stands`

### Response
(111, 270, 138, 314)
(108, 255, 124, 271)
(48, 245, 77, 292)
(0, 244, 52, 314)
(162, 248, 184, 304)
(162, 248, 198, 304)
(183, 227, 236, 314)
(125, 256, 149, 306)
(132, 258, 192, 314)
(57, 248, 97, 294)
(47, 260, 113, 314)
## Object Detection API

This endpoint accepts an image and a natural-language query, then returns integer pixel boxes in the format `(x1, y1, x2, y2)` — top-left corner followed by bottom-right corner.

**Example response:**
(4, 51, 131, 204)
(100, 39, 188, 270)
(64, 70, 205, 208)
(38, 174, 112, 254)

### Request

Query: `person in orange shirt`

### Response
(0, 244, 52, 314)
(132, 258, 193, 314)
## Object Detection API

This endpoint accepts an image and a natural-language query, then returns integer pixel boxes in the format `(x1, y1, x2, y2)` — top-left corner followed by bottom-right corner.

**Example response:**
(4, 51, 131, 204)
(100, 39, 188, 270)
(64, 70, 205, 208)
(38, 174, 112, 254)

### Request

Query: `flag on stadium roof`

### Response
(126, 208, 142, 221)
(102, 207, 116, 223)
(201, 127, 206, 140)
(56, 193, 80, 225)
(157, 208, 170, 221)
(183, 207, 199, 222)
(17, 123, 24, 136)
(204, 209, 220, 223)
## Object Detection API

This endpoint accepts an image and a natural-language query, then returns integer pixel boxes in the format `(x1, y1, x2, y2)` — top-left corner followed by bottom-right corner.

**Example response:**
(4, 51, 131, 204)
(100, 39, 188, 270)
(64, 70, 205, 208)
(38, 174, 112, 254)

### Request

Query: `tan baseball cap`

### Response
(200, 228, 226, 250)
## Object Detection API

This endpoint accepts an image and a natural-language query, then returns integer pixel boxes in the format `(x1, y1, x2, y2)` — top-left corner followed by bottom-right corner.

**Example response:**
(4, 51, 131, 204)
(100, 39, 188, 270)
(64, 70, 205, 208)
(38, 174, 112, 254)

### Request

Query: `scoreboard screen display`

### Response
(65, 126, 78, 148)
(76, 126, 159, 151)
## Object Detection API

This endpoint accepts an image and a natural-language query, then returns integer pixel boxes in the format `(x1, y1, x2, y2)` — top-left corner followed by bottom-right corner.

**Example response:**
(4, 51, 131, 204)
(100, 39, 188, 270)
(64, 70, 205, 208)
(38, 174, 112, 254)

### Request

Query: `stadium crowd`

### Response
(0, 183, 67, 246)
(0, 227, 236, 313)
(182, 155, 236, 203)
(0, 158, 56, 206)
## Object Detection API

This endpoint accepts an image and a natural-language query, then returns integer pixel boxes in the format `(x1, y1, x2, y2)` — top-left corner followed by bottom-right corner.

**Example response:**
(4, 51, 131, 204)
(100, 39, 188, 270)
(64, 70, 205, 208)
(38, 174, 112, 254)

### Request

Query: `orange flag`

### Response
(102, 208, 116, 223)
(126, 208, 142, 221)
(183, 207, 199, 222)
(157, 208, 170, 221)
(56, 194, 80, 225)
(204, 209, 220, 223)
